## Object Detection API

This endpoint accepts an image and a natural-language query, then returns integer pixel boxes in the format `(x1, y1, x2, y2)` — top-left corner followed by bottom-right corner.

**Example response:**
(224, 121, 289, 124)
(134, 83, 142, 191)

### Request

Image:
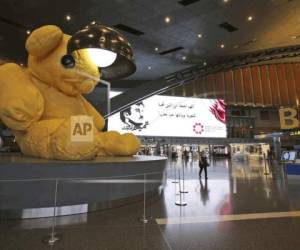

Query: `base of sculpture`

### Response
(0, 153, 167, 219)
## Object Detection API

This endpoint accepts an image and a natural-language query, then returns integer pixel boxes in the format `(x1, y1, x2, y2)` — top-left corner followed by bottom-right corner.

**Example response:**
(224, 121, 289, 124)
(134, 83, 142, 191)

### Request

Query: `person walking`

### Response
(199, 151, 209, 179)
(267, 149, 273, 164)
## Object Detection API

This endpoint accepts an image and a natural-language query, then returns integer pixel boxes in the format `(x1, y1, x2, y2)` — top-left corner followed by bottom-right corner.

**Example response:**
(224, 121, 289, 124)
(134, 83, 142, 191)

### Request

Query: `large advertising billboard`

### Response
(108, 95, 226, 138)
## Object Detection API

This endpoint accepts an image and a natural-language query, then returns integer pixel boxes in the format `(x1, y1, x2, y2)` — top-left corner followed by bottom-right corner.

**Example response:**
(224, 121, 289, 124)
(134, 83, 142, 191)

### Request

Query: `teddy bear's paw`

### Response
(100, 131, 140, 156)
(117, 133, 141, 156)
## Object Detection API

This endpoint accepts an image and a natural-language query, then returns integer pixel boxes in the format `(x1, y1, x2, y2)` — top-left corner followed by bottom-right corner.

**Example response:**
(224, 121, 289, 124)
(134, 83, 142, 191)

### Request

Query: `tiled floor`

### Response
(1, 157, 300, 249)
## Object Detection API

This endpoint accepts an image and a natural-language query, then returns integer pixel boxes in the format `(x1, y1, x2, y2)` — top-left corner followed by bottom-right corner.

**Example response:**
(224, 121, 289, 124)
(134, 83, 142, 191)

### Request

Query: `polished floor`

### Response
(1, 157, 300, 249)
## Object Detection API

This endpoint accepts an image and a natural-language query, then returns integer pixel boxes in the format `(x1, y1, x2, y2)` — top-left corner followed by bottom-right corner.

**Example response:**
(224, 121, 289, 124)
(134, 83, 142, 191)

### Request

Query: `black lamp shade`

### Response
(67, 22, 136, 80)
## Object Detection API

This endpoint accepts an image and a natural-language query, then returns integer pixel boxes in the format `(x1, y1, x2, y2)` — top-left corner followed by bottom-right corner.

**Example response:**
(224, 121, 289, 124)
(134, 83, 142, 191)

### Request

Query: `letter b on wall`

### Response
(71, 116, 94, 142)
(279, 108, 299, 130)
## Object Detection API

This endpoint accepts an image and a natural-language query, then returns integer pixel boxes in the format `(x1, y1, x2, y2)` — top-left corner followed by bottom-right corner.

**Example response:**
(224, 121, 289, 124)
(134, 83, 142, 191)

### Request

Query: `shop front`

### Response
(230, 143, 270, 161)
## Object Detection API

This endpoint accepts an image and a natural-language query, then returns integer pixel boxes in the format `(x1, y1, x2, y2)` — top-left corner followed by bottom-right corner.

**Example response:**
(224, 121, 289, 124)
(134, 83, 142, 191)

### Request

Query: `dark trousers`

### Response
(199, 166, 207, 178)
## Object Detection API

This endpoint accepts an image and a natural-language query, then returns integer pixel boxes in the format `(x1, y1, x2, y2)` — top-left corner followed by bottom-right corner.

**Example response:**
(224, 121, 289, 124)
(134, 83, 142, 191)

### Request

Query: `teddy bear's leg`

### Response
(96, 131, 140, 156)
(16, 118, 99, 160)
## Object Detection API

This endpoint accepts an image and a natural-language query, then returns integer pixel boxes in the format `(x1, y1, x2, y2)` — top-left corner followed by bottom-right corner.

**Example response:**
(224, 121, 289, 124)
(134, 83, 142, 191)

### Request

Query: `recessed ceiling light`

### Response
(223, 0, 229, 3)
(26, 30, 31, 35)
(182, 56, 187, 60)
(197, 33, 203, 38)
(148, 66, 152, 70)
(155, 47, 159, 51)
(203, 62, 207, 66)
(247, 16, 253, 21)
(220, 44, 225, 48)
(66, 15, 71, 21)
(165, 16, 171, 23)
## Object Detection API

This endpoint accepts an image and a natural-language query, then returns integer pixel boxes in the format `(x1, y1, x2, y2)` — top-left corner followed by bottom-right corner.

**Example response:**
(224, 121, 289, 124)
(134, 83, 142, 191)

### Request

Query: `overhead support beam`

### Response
(109, 44, 300, 117)
(109, 78, 184, 118)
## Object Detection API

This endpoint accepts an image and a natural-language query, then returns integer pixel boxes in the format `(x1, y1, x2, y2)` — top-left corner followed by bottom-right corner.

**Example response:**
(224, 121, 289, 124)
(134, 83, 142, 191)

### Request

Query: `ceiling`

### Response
(0, 0, 300, 87)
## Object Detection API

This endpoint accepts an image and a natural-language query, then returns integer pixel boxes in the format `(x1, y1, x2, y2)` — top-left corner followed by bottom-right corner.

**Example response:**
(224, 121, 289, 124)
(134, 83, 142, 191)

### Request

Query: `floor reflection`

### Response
(2, 157, 300, 250)
(162, 157, 293, 219)
(199, 179, 209, 206)
(163, 158, 231, 218)
(1, 157, 296, 229)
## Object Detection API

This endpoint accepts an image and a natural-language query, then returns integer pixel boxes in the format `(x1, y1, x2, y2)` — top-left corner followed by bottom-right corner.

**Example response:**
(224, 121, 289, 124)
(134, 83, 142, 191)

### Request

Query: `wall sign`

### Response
(279, 107, 299, 129)
(108, 95, 227, 138)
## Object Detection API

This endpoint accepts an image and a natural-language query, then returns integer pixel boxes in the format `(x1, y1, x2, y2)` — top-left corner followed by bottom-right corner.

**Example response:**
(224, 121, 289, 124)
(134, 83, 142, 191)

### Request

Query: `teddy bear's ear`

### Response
(25, 25, 63, 58)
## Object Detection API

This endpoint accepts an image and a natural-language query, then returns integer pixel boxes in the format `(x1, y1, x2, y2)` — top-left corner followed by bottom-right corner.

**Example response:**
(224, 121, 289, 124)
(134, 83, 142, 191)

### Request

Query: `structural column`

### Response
(273, 136, 281, 160)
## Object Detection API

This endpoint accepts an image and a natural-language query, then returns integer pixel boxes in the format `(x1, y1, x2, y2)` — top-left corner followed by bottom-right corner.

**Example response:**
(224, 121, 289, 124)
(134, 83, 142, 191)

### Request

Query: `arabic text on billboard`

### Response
(108, 96, 226, 138)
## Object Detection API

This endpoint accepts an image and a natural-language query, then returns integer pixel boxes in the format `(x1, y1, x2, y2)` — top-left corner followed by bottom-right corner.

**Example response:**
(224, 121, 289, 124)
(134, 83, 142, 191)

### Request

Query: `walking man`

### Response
(199, 151, 209, 179)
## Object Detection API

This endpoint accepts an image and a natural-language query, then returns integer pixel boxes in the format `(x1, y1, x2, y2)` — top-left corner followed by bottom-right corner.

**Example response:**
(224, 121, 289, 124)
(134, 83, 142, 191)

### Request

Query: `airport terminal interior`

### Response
(1, 0, 300, 249)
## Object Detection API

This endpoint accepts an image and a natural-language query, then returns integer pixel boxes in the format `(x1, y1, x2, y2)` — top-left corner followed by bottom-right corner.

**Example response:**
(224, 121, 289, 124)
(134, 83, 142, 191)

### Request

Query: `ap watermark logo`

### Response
(70, 116, 94, 142)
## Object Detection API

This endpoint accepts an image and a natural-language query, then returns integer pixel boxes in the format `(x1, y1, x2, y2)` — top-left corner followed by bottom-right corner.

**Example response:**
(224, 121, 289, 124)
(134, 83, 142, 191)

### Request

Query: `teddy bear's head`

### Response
(25, 25, 100, 96)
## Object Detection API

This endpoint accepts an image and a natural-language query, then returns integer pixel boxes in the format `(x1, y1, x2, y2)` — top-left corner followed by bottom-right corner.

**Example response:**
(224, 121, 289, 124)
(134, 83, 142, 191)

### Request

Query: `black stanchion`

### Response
(140, 174, 149, 224)
(43, 179, 62, 245)
(180, 161, 188, 194)
(264, 154, 270, 176)
(175, 169, 187, 206)
(172, 161, 179, 184)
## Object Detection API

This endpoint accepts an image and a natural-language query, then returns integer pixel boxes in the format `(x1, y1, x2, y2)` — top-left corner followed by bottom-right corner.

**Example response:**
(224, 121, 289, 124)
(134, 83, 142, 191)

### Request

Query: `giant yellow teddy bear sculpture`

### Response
(0, 25, 140, 160)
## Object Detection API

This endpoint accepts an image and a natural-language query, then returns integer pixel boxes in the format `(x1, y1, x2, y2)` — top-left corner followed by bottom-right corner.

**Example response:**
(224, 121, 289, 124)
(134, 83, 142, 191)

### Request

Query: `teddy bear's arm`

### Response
(79, 96, 105, 131)
(0, 63, 44, 131)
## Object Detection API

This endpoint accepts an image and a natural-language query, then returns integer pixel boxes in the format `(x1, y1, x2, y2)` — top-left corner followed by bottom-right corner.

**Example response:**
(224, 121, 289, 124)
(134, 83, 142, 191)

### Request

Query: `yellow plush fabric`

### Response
(0, 25, 140, 160)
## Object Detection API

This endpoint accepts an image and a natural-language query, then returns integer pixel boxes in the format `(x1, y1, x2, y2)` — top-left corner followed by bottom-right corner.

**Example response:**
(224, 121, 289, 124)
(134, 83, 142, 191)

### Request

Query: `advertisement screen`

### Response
(281, 151, 297, 162)
(108, 95, 226, 138)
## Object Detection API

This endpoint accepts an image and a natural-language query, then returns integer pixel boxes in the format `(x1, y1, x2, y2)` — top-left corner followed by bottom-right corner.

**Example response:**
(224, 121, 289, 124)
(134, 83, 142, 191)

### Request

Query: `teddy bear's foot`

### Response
(97, 131, 140, 156)
(17, 118, 99, 160)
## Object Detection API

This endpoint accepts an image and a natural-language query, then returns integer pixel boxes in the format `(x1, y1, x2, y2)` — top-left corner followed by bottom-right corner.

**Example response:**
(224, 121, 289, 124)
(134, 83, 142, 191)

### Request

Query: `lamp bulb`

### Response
(87, 48, 117, 67)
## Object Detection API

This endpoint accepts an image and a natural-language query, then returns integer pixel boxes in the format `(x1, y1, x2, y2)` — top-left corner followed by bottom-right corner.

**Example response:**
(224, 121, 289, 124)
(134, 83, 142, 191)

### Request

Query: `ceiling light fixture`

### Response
(220, 44, 225, 48)
(65, 21, 136, 80)
(247, 16, 253, 21)
(155, 47, 159, 51)
(198, 33, 203, 38)
(165, 16, 171, 23)
(203, 62, 207, 66)
(26, 30, 31, 35)
(223, 0, 229, 3)
(182, 56, 187, 60)
(66, 15, 71, 21)
(148, 66, 152, 70)
(87, 48, 117, 68)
